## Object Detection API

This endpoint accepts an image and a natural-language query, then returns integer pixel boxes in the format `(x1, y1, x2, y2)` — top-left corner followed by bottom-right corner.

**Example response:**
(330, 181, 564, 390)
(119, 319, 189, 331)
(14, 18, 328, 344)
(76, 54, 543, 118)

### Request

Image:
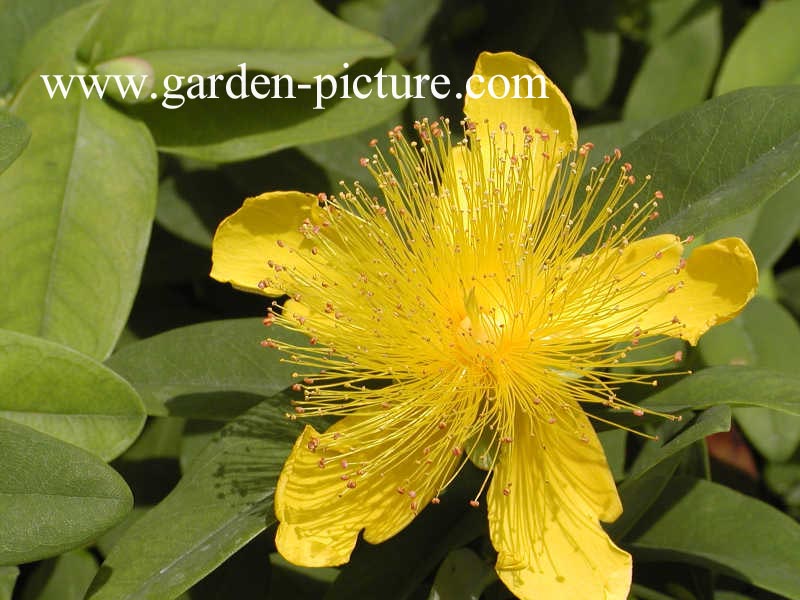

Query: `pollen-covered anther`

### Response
(261, 339, 278, 349)
(673, 350, 684, 363)
(502, 487, 511, 496)
(632, 409, 645, 417)
(318, 458, 326, 468)
(469, 500, 480, 508)
(648, 211, 660, 221)
(291, 383, 302, 392)
(346, 481, 357, 489)
(452, 446, 463, 457)
(307, 437, 320, 451)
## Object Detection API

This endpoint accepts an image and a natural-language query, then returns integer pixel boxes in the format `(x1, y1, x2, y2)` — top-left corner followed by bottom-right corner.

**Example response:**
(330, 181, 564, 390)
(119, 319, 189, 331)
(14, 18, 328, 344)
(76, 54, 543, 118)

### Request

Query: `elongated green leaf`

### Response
(339, 0, 441, 62)
(607, 456, 683, 541)
(0, 0, 93, 93)
(105, 319, 306, 415)
(0, 112, 29, 174)
(78, 0, 393, 87)
(642, 366, 800, 416)
(777, 266, 800, 315)
(0, 418, 133, 566)
(705, 177, 800, 269)
(0, 330, 146, 460)
(611, 86, 800, 239)
(698, 297, 800, 460)
(0, 61, 158, 360)
(86, 396, 298, 600)
(122, 59, 408, 163)
(0, 566, 18, 600)
(627, 477, 800, 599)
(715, 0, 800, 94)
(10, 2, 102, 92)
(20, 549, 98, 600)
(623, 5, 721, 120)
(628, 406, 731, 480)
(428, 548, 496, 600)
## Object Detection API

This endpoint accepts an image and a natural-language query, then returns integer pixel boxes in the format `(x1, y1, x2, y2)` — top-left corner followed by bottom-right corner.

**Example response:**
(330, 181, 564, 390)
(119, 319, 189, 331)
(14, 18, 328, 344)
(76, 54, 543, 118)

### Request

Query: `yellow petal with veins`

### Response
(463, 51, 577, 196)
(566, 235, 758, 345)
(275, 413, 464, 567)
(488, 410, 630, 600)
(210, 191, 326, 295)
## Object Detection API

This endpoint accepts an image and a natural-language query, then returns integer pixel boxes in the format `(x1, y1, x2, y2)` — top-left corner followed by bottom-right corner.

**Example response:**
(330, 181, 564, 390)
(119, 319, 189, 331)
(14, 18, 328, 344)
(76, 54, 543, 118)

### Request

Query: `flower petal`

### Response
(210, 191, 323, 295)
(569, 235, 758, 345)
(275, 415, 460, 567)
(488, 410, 630, 599)
(464, 51, 577, 158)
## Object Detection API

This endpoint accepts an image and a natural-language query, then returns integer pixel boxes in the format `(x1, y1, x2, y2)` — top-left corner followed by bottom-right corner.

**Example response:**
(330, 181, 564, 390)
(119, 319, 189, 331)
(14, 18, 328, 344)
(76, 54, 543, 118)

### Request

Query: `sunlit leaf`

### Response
(624, 5, 721, 120)
(715, 0, 800, 94)
(19, 549, 98, 600)
(105, 319, 305, 416)
(85, 396, 298, 600)
(0, 112, 29, 174)
(0, 418, 132, 566)
(0, 330, 146, 461)
(0, 60, 157, 359)
(627, 477, 800, 599)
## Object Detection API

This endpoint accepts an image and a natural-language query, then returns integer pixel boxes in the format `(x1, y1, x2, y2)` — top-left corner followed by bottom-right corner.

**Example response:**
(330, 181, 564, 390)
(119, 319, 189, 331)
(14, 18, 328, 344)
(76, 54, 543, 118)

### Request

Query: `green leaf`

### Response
(121, 59, 409, 163)
(643, 366, 800, 416)
(568, 29, 620, 109)
(623, 5, 721, 120)
(86, 397, 298, 600)
(705, 177, 800, 270)
(627, 476, 800, 599)
(268, 553, 338, 600)
(155, 172, 231, 249)
(0, 566, 18, 600)
(0, 330, 146, 461)
(609, 86, 800, 240)
(535, 2, 619, 109)
(78, 0, 394, 86)
(0, 0, 93, 93)
(715, 0, 800, 94)
(0, 418, 133, 566)
(19, 549, 98, 600)
(0, 112, 29, 174)
(598, 428, 627, 481)
(428, 548, 496, 600)
(698, 296, 800, 461)
(628, 405, 731, 480)
(105, 319, 306, 416)
(777, 266, 800, 316)
(339, 0, 442, 62)
(10, 2, 103, 92)
(0, 62, 158, 360)
(579, 119, 660, 161)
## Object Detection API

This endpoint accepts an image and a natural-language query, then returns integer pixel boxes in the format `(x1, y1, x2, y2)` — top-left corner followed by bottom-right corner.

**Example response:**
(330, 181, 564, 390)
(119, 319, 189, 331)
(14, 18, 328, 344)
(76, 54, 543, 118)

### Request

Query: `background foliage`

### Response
(1, 0, 800, 598)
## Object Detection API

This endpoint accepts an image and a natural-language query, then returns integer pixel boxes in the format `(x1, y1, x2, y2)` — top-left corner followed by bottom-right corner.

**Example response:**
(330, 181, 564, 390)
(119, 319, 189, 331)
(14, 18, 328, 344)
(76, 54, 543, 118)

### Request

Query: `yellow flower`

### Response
(210, 52, 757, 599)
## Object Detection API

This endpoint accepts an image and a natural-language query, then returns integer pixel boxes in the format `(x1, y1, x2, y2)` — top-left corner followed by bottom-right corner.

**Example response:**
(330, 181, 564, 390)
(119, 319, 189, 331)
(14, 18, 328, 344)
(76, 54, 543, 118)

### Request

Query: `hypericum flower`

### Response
(211, 52, 757, 599)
